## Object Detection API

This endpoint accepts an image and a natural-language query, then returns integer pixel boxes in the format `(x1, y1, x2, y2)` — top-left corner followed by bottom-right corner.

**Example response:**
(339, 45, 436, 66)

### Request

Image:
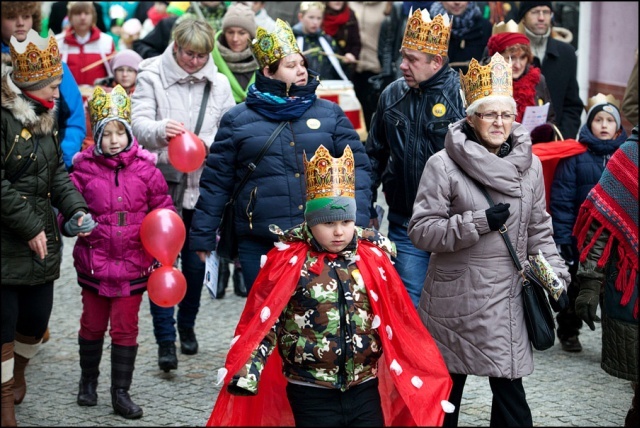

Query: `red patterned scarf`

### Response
(574, 136, 639, 317)
(322, 6, 350, 37)
(513, 66, 541, 123)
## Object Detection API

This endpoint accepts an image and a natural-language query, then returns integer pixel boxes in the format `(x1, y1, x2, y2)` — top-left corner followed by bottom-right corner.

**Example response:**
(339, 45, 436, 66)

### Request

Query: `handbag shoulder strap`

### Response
(194, 81, 211, 136)
(229, 121, 288, 203)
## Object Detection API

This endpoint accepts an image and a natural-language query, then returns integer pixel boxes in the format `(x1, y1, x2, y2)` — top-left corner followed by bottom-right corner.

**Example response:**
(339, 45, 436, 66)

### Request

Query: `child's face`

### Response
(310, 220, 355, 253)
(114, 66, 137, 90)
(101, 120, 129, 156)
(590, 111, 620, 140)
(298, 7, 323, 34)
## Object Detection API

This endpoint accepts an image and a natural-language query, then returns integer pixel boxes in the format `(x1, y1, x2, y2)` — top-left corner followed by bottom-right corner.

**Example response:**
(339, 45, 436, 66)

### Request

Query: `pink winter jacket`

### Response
(61, 140, 175, 297)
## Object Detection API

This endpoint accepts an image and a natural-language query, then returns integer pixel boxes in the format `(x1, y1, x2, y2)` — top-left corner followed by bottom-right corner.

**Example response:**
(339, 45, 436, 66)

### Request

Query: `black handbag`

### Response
(216, 121, 288, 259)
(158, 81, 211, 215)
(476, 186, 556, 351)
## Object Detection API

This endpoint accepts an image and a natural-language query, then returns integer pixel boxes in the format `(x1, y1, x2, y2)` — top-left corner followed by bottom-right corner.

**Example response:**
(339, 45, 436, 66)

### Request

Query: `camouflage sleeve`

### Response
(227, 321, 279, 396)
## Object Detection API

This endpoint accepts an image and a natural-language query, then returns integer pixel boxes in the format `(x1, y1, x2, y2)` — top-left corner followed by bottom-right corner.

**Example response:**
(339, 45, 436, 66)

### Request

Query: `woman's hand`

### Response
(28, 231, 47, 260)
(165, 120, 186, 140)
(196, 250, 210, 263)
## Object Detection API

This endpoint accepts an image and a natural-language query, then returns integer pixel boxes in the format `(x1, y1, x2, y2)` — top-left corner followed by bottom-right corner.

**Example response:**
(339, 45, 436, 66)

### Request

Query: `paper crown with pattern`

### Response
(9, 29, 63, 86)
(304, 145, 355, 201)
(88, 85, 131, 130)
(460, 53, 513, 107)
(585, 93, 620, 112)
(491, 19, 522, 35)
(251, 18, 301, 69)
(401, 8, 452, 56)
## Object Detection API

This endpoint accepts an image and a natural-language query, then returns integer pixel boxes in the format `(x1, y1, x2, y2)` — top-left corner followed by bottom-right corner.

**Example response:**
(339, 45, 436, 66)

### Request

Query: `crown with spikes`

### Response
(9, 29, 63, 86)
(88, 85, 131, 130)
(492, 19, 522, 35)
(251, 18, 301, 69)
(401, 8, 452, 56)
(304, 145, 355, 201)
(459, 53, 513, 107)
(586, 93, 620, 112)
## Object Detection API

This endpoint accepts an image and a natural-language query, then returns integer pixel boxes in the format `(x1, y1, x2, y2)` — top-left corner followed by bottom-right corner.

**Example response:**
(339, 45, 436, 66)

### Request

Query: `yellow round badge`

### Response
(432, 103, 446, 117)
(307, 118, 321, 129)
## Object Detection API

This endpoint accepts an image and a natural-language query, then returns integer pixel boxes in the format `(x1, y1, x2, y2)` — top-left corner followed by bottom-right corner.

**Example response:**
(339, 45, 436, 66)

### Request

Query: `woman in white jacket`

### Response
(131, 16, 235, 374)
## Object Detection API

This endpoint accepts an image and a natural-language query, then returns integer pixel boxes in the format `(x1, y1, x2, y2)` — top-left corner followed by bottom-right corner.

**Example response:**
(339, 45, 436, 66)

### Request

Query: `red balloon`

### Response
(168, 131, 207, 173)
(140, 209, 186, 265)
(147, 266, 187, 308)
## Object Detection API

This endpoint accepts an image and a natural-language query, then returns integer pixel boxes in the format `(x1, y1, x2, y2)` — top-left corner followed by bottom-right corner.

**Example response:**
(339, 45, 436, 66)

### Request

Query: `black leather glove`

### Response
(549, 289, 570, 312)
(485, 203, 510, 231)
(557, 244, 575, 266)
(575, 279, 601, 330)
(64, 211, 97, 236)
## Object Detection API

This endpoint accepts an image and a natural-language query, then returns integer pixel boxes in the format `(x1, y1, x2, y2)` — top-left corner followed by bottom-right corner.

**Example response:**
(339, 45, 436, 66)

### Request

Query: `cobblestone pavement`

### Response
(14, 235, 633, 427)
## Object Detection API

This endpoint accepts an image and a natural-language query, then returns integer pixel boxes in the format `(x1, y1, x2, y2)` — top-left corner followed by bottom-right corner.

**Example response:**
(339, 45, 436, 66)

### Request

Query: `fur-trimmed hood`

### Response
(1, 62, 58, 136)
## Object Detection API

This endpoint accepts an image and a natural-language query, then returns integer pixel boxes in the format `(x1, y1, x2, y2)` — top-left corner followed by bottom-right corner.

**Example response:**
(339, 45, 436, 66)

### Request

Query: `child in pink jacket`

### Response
(60, 85, 175, 420)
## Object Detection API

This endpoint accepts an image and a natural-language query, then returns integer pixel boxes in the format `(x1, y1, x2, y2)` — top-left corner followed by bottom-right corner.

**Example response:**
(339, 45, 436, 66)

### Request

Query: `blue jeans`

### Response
(387, 221, 430, 309)
(237, 236, 275, 294)
(149, 209, 205, 343)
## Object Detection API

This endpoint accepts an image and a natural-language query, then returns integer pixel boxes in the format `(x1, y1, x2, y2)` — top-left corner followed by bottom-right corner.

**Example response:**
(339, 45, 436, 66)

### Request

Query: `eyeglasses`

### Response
(528, 9, 553, 17)
(474, 112, 516, 123)
(177, 46, 210, 62)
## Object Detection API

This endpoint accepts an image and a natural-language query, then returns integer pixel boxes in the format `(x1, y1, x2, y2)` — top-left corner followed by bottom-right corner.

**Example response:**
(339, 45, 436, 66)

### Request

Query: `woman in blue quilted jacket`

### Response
(190, 19, 372, 293)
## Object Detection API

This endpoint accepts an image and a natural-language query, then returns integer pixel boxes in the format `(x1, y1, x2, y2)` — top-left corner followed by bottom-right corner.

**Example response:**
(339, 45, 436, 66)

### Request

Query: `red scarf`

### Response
(513, 66, 541, 123)
(322, 7, 350, 37)
(23, 91, 55, 110)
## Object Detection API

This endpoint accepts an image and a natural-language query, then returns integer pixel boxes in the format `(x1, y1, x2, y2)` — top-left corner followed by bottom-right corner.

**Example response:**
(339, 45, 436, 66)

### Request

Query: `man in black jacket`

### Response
(366, 8, 466, 308)
(519, 1, 583, 140)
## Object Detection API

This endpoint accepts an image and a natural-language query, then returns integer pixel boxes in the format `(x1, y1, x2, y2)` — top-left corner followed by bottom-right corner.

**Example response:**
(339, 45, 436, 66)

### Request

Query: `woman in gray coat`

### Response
(408, 53, 570, 427)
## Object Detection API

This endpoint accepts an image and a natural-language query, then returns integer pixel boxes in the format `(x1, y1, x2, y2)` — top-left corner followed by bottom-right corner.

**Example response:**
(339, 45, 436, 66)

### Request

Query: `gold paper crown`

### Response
(460, 53, 513, 107)
(9, 29, 63, 86)
(492, 19, 522, 35)
(304, 145, 355, 201)
(88, 85, 132, 130)
(586, 93, 620, 112)
(401, 8, 452, 56)
(251, 19, 301, 69)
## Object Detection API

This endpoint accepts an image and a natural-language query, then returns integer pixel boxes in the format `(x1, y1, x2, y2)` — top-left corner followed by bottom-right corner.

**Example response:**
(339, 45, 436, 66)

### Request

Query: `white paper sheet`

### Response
(204, 251, 220, 299)
(521, 103, 550, 132)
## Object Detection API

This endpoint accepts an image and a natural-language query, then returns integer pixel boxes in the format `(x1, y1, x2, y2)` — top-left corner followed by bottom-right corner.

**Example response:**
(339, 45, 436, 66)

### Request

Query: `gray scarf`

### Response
(218, 43, 258, 74)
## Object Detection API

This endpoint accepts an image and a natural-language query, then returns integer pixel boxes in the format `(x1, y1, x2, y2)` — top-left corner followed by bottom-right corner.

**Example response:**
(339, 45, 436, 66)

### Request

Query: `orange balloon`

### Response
(168, 131, 207, 173)
(147, 266, 187, 308)
(140, 209, 185, 265)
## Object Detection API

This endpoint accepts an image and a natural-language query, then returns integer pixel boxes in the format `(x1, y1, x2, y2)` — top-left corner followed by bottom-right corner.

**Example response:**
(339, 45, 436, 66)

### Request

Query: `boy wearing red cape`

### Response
(206, 145, 453, 426)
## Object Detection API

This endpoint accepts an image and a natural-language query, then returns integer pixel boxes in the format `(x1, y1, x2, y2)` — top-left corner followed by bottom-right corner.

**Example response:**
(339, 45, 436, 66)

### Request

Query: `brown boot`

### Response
(42, 328, 50, 344)
(13, 334, 41, 405)
(1, 342, 17, 427)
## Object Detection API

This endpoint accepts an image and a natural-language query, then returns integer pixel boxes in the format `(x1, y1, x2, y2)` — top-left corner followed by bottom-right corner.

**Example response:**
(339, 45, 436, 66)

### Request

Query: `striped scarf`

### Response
(574, 130, 638, 317)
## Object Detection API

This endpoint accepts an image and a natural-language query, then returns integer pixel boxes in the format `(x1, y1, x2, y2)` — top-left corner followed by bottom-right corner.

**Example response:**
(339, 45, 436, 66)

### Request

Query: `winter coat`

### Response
(131, 41, 235, 210)
(56, 26, 115, 86)
(408, 119, 570, 379)
(447, 15, 492, 74)
(1, 46, 86, 170)
(1, 65, 88, 286)
(550, 126, 627, 246)
(190, 71, 373, 252)
(366, 65, 466, 226)
(62, 141, 175, 297)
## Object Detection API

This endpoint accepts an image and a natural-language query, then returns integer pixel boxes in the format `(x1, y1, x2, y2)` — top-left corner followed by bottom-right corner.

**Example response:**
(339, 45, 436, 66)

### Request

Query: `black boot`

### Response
(216, 259, 231, 299)
(178, 327, 198, 355)
(111, 344, 143, 419)
(233, 263, 248, 297)
(157, 341, 177, 372)
(77, 336, 103, 406)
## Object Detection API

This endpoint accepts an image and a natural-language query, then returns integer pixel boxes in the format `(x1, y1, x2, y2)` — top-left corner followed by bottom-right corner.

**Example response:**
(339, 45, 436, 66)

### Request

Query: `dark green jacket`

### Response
(1, 67, 88, 286)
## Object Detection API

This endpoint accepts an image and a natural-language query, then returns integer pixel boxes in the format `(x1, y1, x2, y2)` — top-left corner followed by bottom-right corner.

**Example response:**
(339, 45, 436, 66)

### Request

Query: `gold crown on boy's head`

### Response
(459, 53, 513, 107)
(586, 93, 620, 112)
(304, 145, 355, 201)
(88, 85, 131, 130)
(401, 8, 452, 56)
(9, 29, 63, 86)
(251, 18, 301, 69)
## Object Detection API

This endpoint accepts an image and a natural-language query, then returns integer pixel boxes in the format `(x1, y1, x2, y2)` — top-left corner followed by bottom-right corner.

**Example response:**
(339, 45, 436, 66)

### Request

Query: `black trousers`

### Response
(286, 378, 383, 427)
(1, 282, 53, 344)
(444, 373, 533, 427)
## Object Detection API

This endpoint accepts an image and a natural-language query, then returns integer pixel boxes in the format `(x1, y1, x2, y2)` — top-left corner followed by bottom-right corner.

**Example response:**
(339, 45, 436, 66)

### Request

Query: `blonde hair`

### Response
(172, 17, 215, 53)
(299, 2, 325, 14)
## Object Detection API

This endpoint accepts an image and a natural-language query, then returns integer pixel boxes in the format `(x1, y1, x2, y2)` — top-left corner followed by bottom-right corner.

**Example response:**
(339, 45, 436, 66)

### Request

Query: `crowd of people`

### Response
(1, 1, 637, 427)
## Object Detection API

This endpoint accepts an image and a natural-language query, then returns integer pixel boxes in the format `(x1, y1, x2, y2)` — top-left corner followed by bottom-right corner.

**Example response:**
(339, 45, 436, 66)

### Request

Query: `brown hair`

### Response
(67, 1, 98, 26)
(502, 43, 534, 64)
(266, 53, 309, 75)
(1, 2, 42, 33)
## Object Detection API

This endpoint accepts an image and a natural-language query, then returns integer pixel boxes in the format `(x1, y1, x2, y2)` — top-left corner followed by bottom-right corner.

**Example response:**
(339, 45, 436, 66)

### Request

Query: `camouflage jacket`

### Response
(229, 224, 396, 393)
